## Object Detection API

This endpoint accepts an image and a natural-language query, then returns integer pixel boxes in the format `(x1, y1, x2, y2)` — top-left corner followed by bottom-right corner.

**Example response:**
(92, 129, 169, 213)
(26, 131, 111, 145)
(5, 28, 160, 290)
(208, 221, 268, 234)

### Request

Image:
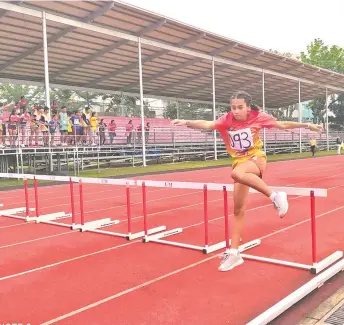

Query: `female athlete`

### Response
(171, 91, 323, 272)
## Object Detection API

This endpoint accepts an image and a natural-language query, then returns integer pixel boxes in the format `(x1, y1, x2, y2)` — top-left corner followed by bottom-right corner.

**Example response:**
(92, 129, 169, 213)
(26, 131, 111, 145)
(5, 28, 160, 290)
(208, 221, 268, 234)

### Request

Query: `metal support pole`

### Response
(262, 70, 266, 152)
(298, 79, 302, 153)
(212, 57, 218, 160)
(138, 37, 146, 167)
(42, 11, 51, 112)
(325, 88, 329, 151)
(176, 100, 179, 119)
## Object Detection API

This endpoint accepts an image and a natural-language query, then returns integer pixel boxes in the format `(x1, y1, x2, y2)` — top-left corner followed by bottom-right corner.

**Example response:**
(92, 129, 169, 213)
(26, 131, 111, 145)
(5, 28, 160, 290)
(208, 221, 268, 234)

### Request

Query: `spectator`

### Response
(71, 111, 81, 145)
(137, 123, 142, 143)
(59, 106, 69, 146)
(40, 113, 49, 146)
(336, 137, 342, 155)
(145, 122, 150, 144)
(67, 111, 73, 145)
(49, 114, 59, 146)
(19, 109, 30, 147)
(29, 113, 39, 147)
(108, 119, 116, 145)
(309, 137, 316, 157)
(0, 114, 4, 148)
(126, 120, 134, 145)
(8, 111, 19, 147)
(99, 119, 107, 145)
(90, 112, 98, 145)
(19, 96, 28, 111)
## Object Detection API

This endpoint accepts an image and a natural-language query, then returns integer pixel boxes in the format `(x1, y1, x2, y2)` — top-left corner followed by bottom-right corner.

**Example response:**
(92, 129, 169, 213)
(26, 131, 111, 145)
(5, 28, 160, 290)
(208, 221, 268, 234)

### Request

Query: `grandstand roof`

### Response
(0, 1, 344, 108)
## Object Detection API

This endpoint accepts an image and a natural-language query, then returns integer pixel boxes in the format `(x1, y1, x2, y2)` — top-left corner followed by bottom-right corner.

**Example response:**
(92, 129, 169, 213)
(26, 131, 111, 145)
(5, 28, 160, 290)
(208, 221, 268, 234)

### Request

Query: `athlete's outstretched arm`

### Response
(171, 119, 216, 130)
(274, 121, 323, 132)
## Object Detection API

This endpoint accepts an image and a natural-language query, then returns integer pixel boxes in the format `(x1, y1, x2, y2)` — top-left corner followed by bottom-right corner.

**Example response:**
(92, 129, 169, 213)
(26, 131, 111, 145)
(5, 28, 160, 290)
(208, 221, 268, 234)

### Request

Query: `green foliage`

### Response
(300, 39, 344, 73)
(0, 83, 44, 107)
(103, 93, 155, 118)
(163, 101, 223, 120)
(301, 38, 344, 126)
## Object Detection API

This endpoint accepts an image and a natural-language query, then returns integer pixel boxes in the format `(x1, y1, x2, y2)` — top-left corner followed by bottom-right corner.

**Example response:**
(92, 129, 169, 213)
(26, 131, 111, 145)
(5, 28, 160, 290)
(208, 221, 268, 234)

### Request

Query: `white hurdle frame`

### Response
(75, 180, 166, 240)
(0, 173, 341, 272)
(142, 182, 261, 254)
(239, 189, 343, 274)
(139, 180, 342, 274)
(0, 207, 35, 220)
(247, 259, 344, 325)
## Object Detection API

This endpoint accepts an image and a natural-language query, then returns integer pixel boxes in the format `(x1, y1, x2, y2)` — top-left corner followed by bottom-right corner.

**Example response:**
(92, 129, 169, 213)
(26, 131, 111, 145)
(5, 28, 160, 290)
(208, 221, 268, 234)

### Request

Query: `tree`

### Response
(300, 39, 344, 73)
(329, 93, 344, 125)
(300, 38, 344, 125)
(163, 101, 214, 120)
(0, 83, 44, 107)
(307, 97, 326, 124)
(103, 93, 155, 118)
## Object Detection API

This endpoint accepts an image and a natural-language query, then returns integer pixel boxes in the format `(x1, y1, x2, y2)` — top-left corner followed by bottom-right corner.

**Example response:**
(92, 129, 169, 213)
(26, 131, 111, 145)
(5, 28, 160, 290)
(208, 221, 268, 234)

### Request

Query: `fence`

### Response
(0, 128, 342, 176)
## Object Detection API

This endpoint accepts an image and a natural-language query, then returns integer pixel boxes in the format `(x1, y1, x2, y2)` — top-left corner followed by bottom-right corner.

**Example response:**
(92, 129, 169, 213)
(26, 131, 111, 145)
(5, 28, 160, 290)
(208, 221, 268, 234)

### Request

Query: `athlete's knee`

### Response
(234, 204, 245, 217)
(231, 169, 244, 183)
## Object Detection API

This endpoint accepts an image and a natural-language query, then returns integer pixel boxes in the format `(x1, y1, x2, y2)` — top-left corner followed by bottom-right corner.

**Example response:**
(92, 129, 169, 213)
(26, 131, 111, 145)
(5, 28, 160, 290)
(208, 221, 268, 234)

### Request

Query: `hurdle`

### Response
(0, 172, 341, 271)
(140, 179, 343, 272)
(142, 181, 260, 253)
(240, 189, 343, 274)
(247, 259, 344, 325)
(0, 178, 35, 220)
(76, 179, 167, 240)
(31, 177, 73, 227)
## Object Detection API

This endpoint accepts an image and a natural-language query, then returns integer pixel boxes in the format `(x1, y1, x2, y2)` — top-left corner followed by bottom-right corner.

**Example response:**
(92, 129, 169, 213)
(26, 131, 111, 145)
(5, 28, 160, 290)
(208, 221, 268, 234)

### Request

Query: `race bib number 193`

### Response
(228, 128, 254, 151)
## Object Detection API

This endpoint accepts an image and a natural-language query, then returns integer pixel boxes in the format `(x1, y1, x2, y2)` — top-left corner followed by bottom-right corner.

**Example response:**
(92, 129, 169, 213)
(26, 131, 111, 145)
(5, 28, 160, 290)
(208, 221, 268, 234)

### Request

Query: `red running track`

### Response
(0, 155, 343, 325)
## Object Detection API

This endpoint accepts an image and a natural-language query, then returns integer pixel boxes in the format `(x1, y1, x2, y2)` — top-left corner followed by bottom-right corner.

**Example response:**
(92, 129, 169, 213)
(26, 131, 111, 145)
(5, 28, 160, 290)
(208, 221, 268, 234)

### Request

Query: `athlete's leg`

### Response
(231, 158, 271, 197)
(231, 182, 250, 249)
(218, 182, 249, 272)
(219, 159, 287, 272)
(231, 158, 288, 218)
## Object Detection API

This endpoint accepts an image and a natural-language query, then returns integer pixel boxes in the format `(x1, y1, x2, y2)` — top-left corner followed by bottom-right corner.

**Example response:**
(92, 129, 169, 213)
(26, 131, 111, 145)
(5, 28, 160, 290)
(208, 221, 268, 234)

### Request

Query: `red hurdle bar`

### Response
(70, 178, 76, 225)
(79, 180, 85, 226)
(24, 179, 29, 217)
(34, 177, 39, 218)
(142, 182, 148, 237)
(127, 185, 132, 234)
(310, 190, 317, 265)
(224, 186, 230, 250)
(204, 184, 209, 248)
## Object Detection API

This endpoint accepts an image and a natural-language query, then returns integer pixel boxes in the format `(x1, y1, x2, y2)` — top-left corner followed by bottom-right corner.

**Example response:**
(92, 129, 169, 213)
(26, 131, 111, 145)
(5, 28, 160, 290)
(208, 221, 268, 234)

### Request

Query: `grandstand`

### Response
(0, 0, 343, 174)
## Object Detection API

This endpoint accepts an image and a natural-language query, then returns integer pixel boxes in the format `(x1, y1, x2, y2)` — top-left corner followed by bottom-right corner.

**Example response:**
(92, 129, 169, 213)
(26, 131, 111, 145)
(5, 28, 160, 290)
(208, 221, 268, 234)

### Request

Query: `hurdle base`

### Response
(202, 238, 244, 254)
(241, 250, 344, 273)
(39, 220, 74, 228)
(129, 226, 167, 241)
(246, 259, 344, 325)
(71, 223, 82, 230)
(79, 218, 166, 240)
(311, 251, 344, 274)
(0, 207, 35, 220)
(241, 253, 312, 271)
(80, 218, 120, 232)
(26, 216, 38, 222)
(143, 227, 261, 254)
(35, 212, 72, 228)
(36, 212, 71, 223)
(142, 227, 182, 243)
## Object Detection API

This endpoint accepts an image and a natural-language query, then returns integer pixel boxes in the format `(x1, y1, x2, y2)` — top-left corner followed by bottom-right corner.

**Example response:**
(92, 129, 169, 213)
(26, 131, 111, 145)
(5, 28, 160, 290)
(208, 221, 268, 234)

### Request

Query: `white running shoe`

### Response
(273, 192, 289, 218)
(218, 250, 244, 272)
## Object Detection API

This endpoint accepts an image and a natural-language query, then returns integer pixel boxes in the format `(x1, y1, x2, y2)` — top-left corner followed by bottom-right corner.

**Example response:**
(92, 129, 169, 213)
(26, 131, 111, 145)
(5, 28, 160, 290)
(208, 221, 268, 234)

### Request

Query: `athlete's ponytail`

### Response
(231, 91, 260, 111)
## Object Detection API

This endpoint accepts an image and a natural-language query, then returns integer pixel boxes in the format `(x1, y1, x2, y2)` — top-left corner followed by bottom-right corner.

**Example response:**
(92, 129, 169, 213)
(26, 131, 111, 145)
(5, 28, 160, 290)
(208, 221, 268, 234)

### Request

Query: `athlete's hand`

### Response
(307, 123, 323, 132)
(171, 119, 187, 126)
